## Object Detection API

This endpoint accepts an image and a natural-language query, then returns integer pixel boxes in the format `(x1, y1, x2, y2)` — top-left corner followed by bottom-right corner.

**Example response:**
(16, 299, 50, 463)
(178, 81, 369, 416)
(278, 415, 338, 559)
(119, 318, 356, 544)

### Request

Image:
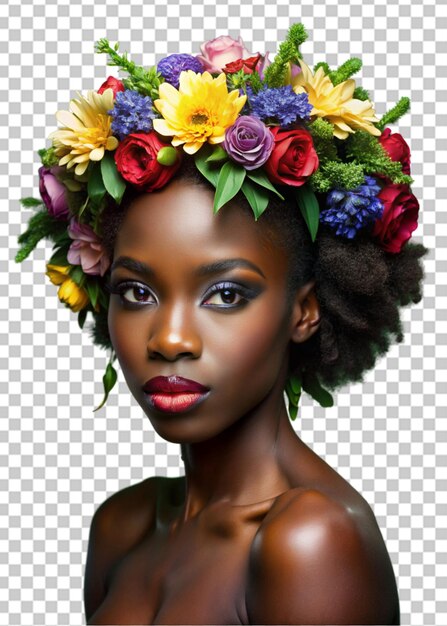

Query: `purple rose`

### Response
(38, 166, 70, 219)
(67, 218, 111, 276)
(223, 115, 274, 170)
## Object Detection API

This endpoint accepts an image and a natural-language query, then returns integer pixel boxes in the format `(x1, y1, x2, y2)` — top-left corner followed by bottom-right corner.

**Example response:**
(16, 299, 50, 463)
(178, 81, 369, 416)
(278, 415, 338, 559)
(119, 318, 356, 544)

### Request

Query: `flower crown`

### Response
(15, 23, 419, 416)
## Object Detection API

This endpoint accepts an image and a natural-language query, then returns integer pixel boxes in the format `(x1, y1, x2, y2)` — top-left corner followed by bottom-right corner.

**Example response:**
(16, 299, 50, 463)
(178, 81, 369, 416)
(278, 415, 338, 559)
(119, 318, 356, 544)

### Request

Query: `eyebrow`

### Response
(110, 256, 266, 279)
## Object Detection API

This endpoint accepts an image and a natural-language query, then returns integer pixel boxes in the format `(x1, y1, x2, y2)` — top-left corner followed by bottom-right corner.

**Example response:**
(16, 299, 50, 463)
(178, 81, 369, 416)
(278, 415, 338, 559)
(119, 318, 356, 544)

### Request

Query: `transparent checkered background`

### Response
(1, 0, 446, 623)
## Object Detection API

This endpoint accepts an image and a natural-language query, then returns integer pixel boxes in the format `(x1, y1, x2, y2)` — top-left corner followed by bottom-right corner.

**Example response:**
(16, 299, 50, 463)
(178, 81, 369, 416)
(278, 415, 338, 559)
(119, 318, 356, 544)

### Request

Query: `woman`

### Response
(82, 154, 425, 624)
(15, 23, 427, 625)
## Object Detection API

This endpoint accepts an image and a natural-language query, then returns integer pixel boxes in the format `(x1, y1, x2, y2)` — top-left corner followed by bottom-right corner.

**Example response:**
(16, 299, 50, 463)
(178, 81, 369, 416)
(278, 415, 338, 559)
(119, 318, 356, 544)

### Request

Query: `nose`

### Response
(146, 302, 202, 361)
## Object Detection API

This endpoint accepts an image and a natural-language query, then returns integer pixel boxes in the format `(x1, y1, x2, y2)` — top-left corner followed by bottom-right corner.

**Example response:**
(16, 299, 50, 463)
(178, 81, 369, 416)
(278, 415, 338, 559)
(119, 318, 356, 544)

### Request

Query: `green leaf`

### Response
(241, 178, 270, 220)
(205, 145, 228, 163)
(302, 372, 334, 408)
(101, 152, 126, 204)
(20, 197, 43, 208)
(85, 279, 100, 309)
(213, 160, 246, 213)
(69, 265, 85, 286)
(93, 360, 118, 412)
(194, 143, 220, 187)
(294, 185, 320, 242)
(246, 169, 285, 201)
(78, 308, 88, 330)
(48, 247, 69, 266)
(288, 374, 302, 395)
(288, 402, 299, 421)
(88, 162, 107, 205)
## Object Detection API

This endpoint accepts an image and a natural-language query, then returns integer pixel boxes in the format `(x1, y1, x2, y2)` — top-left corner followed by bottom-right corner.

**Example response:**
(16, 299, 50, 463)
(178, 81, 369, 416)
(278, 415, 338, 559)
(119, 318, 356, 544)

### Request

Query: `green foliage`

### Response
(93, 351, 118, 412)
(264, 23, 308, 88)
(38, 147, 59, 167)
(194, 143, 220, 187)
(285, 374, 302, 421)
(313, 61, 331, 77)
(302, 371, 334, 407)
(65, 188, 89, 218)
(15, 209, 67, 263)
(312, 58, 363, 86)
(294, 185, 320, 241)
(353, 86, 370, 101)
(376, 96, 411, 131)
(329, 57, 362, 85)
(19, 197, 43, 208)
(308, 118, 340, 164)
(101, 152, 126, 204)
(247, 70, 264, 94)
(94, 38, 164, 99)
(345, 130, 414, 185)
(310, 161, 365, 193)
(245, 169, 285, 201)
(241, 178, 270, 219)
(214, 161, 246, 213)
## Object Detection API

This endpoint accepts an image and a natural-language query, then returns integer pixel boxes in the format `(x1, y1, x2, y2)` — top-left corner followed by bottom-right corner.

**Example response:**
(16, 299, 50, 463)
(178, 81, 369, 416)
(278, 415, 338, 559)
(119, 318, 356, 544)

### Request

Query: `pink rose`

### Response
(379, 128, 411, 176)
(196, 35, 271, 79)
(372, 184, 419, 253)
(67, 218, 111, 276)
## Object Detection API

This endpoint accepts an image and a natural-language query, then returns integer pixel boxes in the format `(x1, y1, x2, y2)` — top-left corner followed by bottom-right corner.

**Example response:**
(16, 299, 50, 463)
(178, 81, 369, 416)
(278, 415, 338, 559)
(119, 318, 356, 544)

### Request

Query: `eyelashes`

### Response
(105, 279, 261, 309)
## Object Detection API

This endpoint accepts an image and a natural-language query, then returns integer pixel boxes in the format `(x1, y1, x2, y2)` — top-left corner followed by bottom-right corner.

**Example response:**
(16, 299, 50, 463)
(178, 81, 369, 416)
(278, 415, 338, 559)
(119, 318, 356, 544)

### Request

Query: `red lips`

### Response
(142, 375, 208, 394)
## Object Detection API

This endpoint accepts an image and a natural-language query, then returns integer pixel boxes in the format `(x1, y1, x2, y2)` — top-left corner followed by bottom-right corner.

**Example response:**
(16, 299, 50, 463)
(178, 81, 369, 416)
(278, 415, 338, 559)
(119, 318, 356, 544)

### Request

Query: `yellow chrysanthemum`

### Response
(152, 71, 247, 154)
(288, 59, 381, 140)
(46, 264, 90, 313)
(48, 89, 119, 176)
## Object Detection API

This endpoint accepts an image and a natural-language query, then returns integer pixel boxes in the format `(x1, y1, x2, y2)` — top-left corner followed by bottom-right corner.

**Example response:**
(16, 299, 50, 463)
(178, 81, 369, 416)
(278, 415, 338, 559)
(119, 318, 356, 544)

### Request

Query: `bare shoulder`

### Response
(84, 476, 159, 622)
(246, 487, 400, 625)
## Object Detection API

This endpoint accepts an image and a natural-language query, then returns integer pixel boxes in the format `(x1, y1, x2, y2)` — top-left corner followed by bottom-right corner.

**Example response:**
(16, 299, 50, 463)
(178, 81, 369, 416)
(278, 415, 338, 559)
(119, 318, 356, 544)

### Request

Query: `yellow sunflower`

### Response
(152, 71, 247, 154)
(289, 59, 381, 140)
(46, 264, 90, 313)
(48, 89, 119, 176)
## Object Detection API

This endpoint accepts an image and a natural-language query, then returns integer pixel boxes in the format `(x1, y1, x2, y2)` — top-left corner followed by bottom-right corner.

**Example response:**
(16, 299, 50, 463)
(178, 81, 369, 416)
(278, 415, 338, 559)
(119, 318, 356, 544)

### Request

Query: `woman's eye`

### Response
(111, 282, 155, 305)
(202, 285, 248, 308)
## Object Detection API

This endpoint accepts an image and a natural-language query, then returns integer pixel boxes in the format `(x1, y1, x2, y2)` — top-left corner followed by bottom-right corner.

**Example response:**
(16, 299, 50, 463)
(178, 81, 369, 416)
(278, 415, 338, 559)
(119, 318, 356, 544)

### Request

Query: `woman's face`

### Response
(107, 178, 314, 443)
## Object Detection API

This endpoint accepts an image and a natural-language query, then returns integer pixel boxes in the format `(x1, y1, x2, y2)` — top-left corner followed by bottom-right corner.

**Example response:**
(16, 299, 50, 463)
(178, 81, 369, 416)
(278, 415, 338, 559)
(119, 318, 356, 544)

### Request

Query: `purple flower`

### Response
(38, 166, 69, 219)
(67, 218, 110, 276)
(108, 90, 155, 140)
(223, 115, 274, 170)
(250, 85, 312, 126)
(157, 54, 205, 90)
(320, 176, 384, 239)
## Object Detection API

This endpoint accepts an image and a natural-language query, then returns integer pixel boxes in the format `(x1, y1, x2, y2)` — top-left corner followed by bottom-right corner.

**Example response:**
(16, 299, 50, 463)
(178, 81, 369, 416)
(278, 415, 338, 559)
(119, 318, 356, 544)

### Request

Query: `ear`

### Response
(290, 280, 321, 344)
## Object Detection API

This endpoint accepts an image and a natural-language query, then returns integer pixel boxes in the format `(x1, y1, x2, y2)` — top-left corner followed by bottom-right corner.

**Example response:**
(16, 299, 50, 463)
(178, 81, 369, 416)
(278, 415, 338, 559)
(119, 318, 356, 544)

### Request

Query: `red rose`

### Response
(114, 132, 182, 192)
(263, 127, 319, 187)
(379, 127, 411, 175)
(372, 184, 419, 253)
(98, 76, 125, 97)
(223, 53, 262, 75)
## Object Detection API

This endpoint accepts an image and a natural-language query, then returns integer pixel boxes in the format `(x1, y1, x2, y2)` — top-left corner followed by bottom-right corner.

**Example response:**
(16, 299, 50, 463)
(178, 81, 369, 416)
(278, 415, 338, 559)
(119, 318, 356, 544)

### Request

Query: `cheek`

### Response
(203, 303, 291, 389)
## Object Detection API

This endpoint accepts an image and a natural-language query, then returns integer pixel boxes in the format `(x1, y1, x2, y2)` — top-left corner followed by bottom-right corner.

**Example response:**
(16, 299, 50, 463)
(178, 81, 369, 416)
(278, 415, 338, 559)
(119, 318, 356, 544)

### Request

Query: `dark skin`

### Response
(84, 178, 400, 625)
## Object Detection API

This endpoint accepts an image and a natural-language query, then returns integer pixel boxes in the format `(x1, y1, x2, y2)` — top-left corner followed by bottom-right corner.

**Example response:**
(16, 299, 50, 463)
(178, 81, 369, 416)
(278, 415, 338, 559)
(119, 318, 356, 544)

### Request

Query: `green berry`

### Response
(156, 146, 178, 166)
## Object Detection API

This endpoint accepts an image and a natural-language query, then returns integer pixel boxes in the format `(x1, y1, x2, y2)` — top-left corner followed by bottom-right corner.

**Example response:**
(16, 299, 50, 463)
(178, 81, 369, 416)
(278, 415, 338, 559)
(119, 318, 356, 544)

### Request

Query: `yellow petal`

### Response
(183, 141, 204, 154)
(157, 81, 182, 105)
(75, 160, 90, 176)
(56, 110, 84, 130)
(90, 146, 105, 161)
(152, 118, 176, 136)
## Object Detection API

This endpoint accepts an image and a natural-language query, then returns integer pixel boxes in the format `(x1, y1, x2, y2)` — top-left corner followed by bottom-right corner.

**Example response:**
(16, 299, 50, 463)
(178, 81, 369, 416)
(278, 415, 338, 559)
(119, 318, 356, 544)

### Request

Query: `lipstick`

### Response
(142, 376, 209, 414)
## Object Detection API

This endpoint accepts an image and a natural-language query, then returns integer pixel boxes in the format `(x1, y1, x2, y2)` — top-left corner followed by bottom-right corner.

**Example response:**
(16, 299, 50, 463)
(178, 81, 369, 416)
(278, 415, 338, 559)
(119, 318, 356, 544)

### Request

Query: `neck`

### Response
(178, 370, 301, 521)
